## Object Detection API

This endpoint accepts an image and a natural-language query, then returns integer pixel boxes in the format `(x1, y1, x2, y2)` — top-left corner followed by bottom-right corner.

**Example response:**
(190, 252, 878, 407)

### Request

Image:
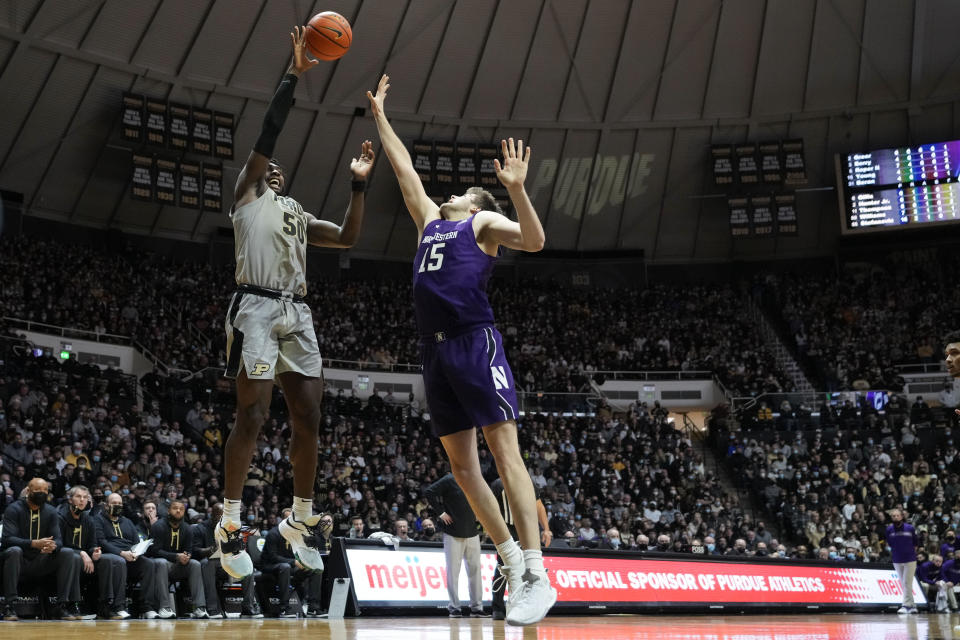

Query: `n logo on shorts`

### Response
(250, 362, 271, 377)
(491, 366, 509, 390)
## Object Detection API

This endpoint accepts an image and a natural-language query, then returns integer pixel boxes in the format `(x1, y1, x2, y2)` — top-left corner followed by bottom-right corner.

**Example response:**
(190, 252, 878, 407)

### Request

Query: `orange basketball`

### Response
(305, 11, 352, 61)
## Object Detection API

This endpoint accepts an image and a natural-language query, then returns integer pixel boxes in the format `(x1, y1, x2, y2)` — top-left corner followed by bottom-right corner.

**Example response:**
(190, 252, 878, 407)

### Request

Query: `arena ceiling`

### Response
(1, 0, 959, 263)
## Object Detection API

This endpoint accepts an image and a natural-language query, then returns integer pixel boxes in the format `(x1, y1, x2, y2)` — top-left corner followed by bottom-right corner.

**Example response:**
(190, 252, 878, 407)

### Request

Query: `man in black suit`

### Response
(192, 503, 261, 618)
(1, 478, 81, 620)
(58, 485, 129, 619)
(259, 508, 326, 617)
(148, 499, 206, 618)
(97, 491, 170, 618)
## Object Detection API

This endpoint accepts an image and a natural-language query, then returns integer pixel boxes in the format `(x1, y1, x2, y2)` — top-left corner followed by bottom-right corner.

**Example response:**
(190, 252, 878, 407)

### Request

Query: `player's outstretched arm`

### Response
(366, 74, 438, 234)
(234, 26, 319, 210)
(307, 140, 375, 248)
(475, 138, 545, 252)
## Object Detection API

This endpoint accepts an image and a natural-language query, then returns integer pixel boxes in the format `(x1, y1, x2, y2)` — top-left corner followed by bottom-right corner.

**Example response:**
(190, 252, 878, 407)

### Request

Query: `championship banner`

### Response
(728, 196, 750, 237)
(344, 544, 923, 611)
(154, 158, 176, 205)
(145, 98, 167, 147)
(178, 160, 201, 210)
(455, 142, 477, 188)
(168, 103, 190, 151)
(759, 141, 783, 184)
(202, 163, 222, 212)
(783, 138, 807, 184)
(131, 153, 154, 202)
(412, 140, 434, 188)
(121, 93, 144, 143)
(775, 193, 798, 236)
(711, 144, 734, 186)
(735, 143, 758, 185)
(477, 143, 499, 188)
(434, 141, 454, 189)
(749, 194, 774, 236)
(214, 111, 234, 160)
(191, 108, 213, 156)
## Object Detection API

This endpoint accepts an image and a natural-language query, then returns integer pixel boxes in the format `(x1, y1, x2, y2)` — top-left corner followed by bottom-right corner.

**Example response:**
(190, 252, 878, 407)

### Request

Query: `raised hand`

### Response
(351, 140, 376, 180)
(494, 138, 531, 190)
(290, 26, 320, 75)
(366, 74, 390, 118)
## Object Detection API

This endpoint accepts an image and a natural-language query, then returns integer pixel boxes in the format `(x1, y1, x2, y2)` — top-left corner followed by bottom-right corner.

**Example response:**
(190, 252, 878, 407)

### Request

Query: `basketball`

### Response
(305, 11, 352, 61)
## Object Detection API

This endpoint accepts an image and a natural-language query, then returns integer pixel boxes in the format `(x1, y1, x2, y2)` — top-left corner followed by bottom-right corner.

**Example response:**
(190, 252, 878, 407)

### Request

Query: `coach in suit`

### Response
(1, 478, 80, 621)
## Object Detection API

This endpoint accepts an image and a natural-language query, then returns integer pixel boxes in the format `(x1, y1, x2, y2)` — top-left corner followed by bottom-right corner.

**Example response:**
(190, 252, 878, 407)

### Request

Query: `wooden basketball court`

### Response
(5, 613, 956, 639)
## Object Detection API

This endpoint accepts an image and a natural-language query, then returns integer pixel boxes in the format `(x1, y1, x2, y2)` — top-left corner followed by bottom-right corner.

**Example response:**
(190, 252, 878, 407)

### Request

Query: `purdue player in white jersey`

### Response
(215, 26, 375, 579)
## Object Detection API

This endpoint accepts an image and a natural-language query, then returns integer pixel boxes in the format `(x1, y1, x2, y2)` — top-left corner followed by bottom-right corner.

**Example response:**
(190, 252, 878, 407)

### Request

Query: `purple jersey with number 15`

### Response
(413, 217, 496, 337)
(412, 216, 519, 436)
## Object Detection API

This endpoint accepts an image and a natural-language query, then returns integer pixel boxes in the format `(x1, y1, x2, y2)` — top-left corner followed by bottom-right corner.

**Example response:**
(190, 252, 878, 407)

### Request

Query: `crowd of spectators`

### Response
(711, 396, 960, 565)
(0, 234, 792, 397)
(756, 251, 958, 391)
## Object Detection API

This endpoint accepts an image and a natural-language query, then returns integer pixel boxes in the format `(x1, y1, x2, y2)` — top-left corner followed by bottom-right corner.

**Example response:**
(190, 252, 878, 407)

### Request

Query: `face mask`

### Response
(392, 506, 398, 512)
(610, 538, 621, 549)
(423, 528, 435, 536)
(155, 473, 162, 479)
(73, 449, 81, 455)
(70, 503, 83, 515)
(829, 551, 838, 560)
(246, 514, 255, 523)
(93, 456, 101, 462)
(778, 550, 786, 558)
(28, 491, 47, 506)
(123, 488, 130, 495)
(109, 504, 123, 517)
(362, 476, 368, 482)
(706, 543, 715, 552)
(110, 475, 118, 482)
(846, 553, 856, 561)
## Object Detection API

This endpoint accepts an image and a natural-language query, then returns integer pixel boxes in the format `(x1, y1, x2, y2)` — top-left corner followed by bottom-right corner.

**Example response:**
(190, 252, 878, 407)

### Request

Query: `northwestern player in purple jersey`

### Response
(367, 74, 555, 626)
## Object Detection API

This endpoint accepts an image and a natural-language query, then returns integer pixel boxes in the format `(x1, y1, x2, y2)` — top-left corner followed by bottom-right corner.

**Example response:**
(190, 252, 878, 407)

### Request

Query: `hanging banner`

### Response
(191, 108, 213, 156)
(168, 103, 191, 152)
(154, 157, 176, 205)
(455, 142, 478, 188)
(121, 93, 144, 143)
(178, 159, 201, 210)
(131, 153, 154, 201)
(202, 163, 222, 212)
(214, 111, 235, 160)
(145, 98, 167, 147)
(711, 144, 734, 186)
(412, 140, 434, 189)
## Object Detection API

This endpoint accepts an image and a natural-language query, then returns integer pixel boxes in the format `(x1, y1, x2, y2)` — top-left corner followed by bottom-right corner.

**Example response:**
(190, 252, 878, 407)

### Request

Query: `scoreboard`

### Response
(838, 140, 960, 234)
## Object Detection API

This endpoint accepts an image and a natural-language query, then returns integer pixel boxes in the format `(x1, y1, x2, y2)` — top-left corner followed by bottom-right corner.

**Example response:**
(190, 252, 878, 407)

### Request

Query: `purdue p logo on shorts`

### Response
(250, 362, 271, 377)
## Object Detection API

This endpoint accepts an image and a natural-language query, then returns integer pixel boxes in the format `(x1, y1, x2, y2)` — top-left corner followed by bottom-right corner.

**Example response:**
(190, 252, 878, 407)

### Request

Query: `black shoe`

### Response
(306, 607, 327, 618)
(470, 609, 491, 618)
(449, 609, 463, 618)
(280, 606, 300, 618)
(241, 606, 264, 619)
(2, 604, 18, 622)
(99, 605, 124, 620)
(58, 602, 82, 621)
(492, 609, 505, 620)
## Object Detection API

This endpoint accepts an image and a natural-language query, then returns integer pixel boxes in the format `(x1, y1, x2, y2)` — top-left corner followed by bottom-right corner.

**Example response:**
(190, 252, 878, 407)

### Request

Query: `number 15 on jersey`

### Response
(419, 242, 445, 273)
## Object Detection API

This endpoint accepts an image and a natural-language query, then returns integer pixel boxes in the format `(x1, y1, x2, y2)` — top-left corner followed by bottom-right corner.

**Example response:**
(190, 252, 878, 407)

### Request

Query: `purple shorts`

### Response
(420, 325, 520, 437)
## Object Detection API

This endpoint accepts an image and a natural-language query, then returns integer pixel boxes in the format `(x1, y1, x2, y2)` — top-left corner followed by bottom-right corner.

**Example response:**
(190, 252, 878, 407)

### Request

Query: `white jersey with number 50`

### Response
(231, 189, 309, 297)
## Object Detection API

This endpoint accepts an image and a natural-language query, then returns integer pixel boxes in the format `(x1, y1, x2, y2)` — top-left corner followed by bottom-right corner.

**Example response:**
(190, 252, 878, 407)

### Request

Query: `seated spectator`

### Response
(1, 478, 80, 621)
(394, 519, 413, 542)
(97, 492, 170, 618)
(58, 485, 129, 619)
(192, 502, 260, 619)
(259, 508, 325, 618)
(148, 499, 207, 618)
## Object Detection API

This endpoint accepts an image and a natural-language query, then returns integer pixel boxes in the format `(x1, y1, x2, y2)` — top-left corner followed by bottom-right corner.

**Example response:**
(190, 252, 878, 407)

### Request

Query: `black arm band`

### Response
(253, 73, 298, 158)
(351, 180, 367, 193)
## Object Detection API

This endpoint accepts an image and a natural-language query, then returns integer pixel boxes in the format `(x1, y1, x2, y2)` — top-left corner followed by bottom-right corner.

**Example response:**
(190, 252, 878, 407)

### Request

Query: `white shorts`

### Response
(224, 290, 323, 380)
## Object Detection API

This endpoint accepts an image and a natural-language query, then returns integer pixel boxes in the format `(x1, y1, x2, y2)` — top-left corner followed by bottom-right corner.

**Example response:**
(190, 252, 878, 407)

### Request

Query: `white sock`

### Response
(293, 496, 313, 522)
(496, 538, 523, 569)
(223, 499, 242, 524)
(523, 549, 545, 574)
